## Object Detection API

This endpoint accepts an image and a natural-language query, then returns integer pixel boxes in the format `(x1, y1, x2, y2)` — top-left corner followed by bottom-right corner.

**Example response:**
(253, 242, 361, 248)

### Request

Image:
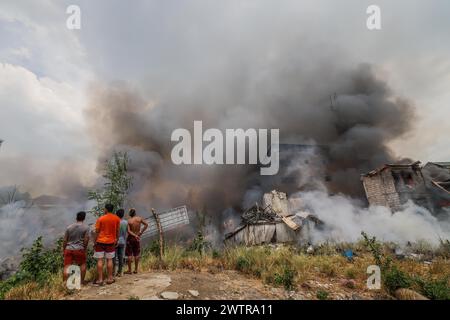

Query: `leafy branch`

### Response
(88, 151, 133, 216)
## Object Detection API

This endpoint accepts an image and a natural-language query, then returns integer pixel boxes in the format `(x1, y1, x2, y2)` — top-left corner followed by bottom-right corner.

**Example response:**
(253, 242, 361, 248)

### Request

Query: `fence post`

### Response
(151, 208, 164, 259)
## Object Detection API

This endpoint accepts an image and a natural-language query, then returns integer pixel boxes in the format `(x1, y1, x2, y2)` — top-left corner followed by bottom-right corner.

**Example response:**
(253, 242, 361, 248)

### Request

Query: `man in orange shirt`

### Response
(93, 203, 120, 285)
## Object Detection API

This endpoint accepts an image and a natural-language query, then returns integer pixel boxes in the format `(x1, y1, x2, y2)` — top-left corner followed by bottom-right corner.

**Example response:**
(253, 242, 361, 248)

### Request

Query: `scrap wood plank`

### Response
(281, 215, 301, 231)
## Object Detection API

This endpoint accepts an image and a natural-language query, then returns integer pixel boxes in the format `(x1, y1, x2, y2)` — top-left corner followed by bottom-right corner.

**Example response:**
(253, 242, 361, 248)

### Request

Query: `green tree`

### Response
(0, 237, 64, 299)
(88, 151, 133, 216)
(19, 236, 63, 282)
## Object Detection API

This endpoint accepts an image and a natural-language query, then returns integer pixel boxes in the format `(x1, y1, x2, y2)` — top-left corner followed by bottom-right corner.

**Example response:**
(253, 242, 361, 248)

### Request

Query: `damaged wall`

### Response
(225, 222, 298, 246)
(362, 162, 449, 214)
(362, 169, 403, 211)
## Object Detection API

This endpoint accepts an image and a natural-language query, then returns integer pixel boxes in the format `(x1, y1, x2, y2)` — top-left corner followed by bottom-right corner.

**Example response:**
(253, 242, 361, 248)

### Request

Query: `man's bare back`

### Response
(125, 210, 148, 274)
(127, 216, 147, 239)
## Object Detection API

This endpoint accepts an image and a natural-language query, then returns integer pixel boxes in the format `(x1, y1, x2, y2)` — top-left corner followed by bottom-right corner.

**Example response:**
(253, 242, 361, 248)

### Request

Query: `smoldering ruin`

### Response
(78, 61, 447, 247)
(225, 160, 450, 247)
(1, 60, 449, 271)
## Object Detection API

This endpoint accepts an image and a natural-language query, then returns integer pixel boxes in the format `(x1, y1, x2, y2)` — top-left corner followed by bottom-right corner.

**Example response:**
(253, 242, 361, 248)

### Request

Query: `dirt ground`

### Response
(66, 270, 385, 300)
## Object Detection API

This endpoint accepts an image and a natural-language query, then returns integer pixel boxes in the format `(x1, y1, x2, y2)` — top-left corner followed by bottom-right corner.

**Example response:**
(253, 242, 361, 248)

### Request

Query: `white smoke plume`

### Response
(290, 191, 449, 246)
(0, 187, 95, 262)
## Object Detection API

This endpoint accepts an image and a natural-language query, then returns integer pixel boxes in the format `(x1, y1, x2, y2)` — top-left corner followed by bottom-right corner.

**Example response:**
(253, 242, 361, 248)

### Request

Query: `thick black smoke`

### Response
(84, 62, 415, 237)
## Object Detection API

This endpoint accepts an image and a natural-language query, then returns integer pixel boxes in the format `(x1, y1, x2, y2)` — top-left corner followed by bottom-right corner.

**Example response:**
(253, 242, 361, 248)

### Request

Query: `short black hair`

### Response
(76, 211, 86, 221)
(116, 209, 125, 218)
(129, 208, 136, 217)
(105, 203, 114, 213)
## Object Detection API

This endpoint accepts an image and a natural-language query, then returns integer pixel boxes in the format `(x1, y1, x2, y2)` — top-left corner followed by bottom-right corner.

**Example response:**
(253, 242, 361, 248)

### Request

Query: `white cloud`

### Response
(0, 0, 90, 82)
(0, 1, 96, 196)
(0, 63, 96, 196)
(0, 63, 87, 155)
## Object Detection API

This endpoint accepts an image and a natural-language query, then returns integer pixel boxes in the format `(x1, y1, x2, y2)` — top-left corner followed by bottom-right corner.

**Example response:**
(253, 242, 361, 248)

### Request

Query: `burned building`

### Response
(361, 161, 450, 215)
(361, 161, 432, 212)
(422, 162, 450, 213)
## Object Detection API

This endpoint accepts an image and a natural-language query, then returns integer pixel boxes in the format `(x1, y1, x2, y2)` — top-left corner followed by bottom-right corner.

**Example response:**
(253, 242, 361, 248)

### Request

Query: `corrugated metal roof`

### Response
(362, 161, 421, 177)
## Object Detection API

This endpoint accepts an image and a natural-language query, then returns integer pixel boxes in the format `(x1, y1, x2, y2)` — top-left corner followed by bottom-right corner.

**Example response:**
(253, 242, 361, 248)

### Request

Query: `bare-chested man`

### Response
(125, 208, 148, 274)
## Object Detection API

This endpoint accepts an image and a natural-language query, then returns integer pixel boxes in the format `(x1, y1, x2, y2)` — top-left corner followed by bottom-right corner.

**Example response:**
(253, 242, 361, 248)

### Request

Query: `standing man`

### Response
(93, 204, 120, 285)
(125, 208, 148, 274)
(63, 211, 89, 284)
(113, 209, 128, 277)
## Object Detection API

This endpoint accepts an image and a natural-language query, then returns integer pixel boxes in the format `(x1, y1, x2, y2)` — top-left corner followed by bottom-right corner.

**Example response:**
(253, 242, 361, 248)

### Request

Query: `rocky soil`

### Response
(66, 270, 386, 300)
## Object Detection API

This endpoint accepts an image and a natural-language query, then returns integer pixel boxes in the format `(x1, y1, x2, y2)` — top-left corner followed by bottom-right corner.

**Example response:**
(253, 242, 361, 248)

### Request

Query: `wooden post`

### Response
(151, 208, 164, 259)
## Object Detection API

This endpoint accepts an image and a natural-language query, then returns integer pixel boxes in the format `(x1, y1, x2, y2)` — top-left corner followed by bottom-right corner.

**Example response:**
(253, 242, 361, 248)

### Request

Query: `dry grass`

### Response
(138, 244, 449, 296)
(2, 243, 449, 299)
(4, 273, 67, 300)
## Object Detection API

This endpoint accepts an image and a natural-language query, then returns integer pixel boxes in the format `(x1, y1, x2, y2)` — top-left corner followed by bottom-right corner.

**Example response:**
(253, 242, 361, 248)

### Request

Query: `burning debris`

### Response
(241, 204, 277, 225)
(225, 190, 323, 246)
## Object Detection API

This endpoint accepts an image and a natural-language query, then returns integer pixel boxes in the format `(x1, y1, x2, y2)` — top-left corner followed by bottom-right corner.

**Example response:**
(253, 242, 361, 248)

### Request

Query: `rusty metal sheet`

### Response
(141, 205, 189, 238)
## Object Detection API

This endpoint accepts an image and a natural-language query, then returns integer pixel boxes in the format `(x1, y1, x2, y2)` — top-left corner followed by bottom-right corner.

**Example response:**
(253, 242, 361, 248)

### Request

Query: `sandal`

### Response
(124, 271, 132, 275)
(106, 279, 115, 285)
(93, 280, 104, 286)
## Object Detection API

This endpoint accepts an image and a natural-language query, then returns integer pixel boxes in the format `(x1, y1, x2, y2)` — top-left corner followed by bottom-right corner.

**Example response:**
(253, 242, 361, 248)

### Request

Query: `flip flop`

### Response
(124, 271, 132, 275)
(106, 279, 115, 285)
(93, 280, 104, 286)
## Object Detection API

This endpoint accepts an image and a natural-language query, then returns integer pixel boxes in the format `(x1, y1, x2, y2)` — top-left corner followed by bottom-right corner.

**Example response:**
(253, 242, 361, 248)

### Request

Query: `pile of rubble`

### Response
(241, 204, 278, 224)
(225, 190, 323, 246)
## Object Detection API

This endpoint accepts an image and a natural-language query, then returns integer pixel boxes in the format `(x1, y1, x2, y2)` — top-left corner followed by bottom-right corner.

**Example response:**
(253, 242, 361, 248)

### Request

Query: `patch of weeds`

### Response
(147, 240, 161, 256)
(188, 231, 210, 255)
(383, 266, 413, 294)
(212, 249, 221, 259)
(320, 263, 337, 277)
(0, 272, 31, 300)
(235, 256, 251, 272)
(416, 277, 450, 300)
(361, 232, 392, 269)
(273, 267, 296, 290)
(316, 289, 329, 300)
(345, 268, 357, 279)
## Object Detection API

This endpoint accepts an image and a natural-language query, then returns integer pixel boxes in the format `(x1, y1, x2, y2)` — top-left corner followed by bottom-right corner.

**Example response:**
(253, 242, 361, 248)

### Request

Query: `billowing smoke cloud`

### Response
(2, 1, 450, 267)
(83, 60, 419, 241)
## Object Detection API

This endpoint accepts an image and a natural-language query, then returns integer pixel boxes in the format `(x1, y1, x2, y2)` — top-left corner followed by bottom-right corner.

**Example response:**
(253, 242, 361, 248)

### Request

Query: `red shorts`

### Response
(64, 249, 86, 266)
(94, 242, 116, 259)
(126, 235, 141, 257)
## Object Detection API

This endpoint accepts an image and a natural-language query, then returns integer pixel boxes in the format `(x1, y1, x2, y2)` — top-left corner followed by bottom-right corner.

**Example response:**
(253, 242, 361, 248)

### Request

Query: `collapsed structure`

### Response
(226, 160, 450, 247)
(361, 161, 450, 215)
(225, 190, 323, 246)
